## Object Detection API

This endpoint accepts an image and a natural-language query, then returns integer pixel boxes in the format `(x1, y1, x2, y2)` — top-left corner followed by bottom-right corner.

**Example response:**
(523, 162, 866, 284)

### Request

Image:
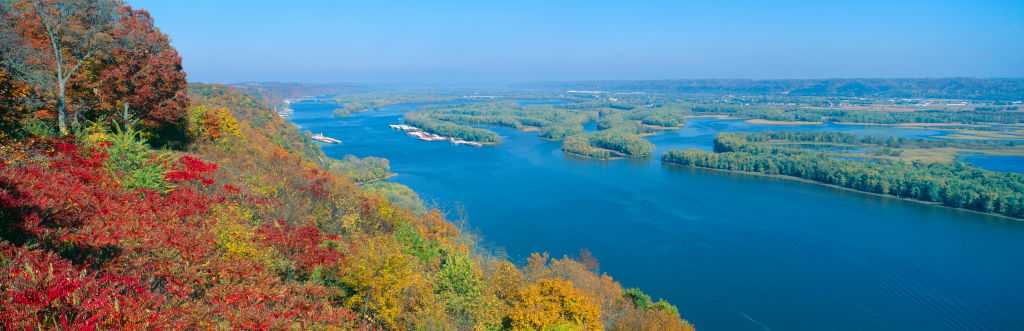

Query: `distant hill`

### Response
(522, 78, 1024, 100)
(230, 82, 373, 105)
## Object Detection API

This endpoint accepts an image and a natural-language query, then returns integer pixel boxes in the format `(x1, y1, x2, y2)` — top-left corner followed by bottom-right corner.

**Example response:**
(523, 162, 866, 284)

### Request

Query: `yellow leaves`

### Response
(246, 174, 282, 198)
(79, 121, 113, 148)
(340, 214, 360, 232)
(505, 279, 603, 331)
(525, 252, 552, 282)
(187, 105, 242, 144)
(376, 201, 396, 221)
(487, 260, 524, 302)
(340, 236, 440, 329)
(609, 307, 695, 331)
(210, 204, 276, 267)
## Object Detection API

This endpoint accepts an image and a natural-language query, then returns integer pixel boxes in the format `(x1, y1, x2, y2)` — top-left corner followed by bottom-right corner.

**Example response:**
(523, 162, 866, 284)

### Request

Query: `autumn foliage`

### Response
(1, 2, 694, 329)
(94, 6, 189, 126)
(1, 0, 188, 139)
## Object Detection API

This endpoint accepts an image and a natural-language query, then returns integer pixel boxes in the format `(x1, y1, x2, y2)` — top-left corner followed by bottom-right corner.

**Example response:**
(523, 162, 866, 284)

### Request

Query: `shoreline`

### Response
(561, 148, 627, 161)
(662, 162, 1024, 222)
(356, 173, 399, 185)
(833, 121, 972, 128)
(745, 119, 823, 126)
(390, 123, 497, 146)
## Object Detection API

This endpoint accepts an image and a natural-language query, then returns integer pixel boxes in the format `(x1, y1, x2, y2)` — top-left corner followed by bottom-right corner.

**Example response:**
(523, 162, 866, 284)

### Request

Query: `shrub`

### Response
(435, 251, 487, 325)
(327, 155, 392, 183)
(365, 182, 427, 215)
(504, 279, 603, 331)
(21, 118, 56, 138)
(104, 122, 172, 192)
(623, 288, 653, 310)
(186, 105, 242, 143)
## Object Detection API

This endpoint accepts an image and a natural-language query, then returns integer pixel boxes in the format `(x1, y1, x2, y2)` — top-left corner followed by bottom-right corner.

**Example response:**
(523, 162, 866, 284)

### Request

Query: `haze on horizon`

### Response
(131, 0, 1024, 84)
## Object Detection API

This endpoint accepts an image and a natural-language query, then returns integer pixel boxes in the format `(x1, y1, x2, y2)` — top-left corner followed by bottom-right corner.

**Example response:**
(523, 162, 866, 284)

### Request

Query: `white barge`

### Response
(389, 123, 483, 147)
(311, 133, 342, 144)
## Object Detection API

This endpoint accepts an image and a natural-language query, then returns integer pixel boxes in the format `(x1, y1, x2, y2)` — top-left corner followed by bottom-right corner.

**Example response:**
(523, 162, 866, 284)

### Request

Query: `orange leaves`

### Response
(505, 279, 604, 331)
(0, 67, 33, 136)
(186, 105, 242, 143)
(96, 5, 189, 126)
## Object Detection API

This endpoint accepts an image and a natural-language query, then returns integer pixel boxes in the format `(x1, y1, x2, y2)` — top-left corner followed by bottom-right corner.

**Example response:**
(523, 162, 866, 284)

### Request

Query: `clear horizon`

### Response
(132, 0, 1024, 84)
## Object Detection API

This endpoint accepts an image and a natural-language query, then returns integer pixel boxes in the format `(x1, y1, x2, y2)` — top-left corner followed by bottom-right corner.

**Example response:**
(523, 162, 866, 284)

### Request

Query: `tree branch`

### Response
(61, 50, 92, 85)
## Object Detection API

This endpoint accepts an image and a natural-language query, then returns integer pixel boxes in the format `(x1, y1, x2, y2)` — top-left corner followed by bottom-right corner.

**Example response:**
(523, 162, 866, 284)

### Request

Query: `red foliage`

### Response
(165, 154, 219, 185)
(0, 244, 166, 330)
(0, 142, 363, 329)
(304, 169, 333, 199)
(259, 220, 347, 273)
(5, 1, 188, 130)
(223, 183, 242, 194)
(95, 5, 189, 126)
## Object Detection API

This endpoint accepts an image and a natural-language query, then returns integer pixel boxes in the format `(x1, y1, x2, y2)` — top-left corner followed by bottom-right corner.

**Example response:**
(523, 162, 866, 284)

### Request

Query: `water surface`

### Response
(959, 154, 1024, 174)
(291, 101, 1024, 331)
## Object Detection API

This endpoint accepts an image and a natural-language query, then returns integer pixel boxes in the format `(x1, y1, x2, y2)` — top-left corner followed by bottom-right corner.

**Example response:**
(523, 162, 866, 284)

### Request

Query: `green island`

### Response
(562, 131, 654, 159)
(396, 100, 684, 159)
(403, 111, 503, 143)
(401, 102, 594, 142)
(663, 132, 1024, 219)
(331, 92, 470, 118)
(370, 83, 1024, 161)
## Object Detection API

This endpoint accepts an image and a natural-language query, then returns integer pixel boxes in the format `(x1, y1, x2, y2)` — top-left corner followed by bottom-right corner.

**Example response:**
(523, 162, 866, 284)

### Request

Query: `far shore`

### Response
(833, 121, 971, 128)
(662, 162, 1024, 222)
(745, 119, 823, 126)
(685, 115, 736, 120)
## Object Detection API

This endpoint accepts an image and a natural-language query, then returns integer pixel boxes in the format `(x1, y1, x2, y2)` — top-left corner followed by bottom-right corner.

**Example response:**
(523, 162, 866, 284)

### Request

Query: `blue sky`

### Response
(130, 0, 1024, 83)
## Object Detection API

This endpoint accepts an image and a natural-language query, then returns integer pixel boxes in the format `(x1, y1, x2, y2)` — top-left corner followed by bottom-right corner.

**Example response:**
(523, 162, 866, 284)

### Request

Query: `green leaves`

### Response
(665, 133, 1024, 219)
(394, 222, 442, 265)
(104, 122, 171, 192)
(623, 288, 653, 310)
(436, 251, 486, 324)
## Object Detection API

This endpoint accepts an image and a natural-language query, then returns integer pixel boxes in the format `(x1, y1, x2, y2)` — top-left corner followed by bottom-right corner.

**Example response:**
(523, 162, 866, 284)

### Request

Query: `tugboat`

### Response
(311, 133, 342, 144)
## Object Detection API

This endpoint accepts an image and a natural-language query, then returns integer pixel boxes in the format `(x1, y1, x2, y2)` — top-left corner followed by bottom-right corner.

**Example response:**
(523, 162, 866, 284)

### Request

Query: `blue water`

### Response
(290, 101, 1024, 331)
(959, 154, 1024, 174)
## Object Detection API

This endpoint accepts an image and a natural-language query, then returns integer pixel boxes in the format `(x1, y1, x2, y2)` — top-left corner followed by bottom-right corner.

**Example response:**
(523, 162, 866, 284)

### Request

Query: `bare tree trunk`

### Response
(123, 102, 130, 124)
(57, 81, 67, 134)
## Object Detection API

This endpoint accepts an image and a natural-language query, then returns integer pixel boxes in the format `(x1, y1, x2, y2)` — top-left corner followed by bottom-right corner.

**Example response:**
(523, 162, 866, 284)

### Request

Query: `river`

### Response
(290, 101, 1024, 331)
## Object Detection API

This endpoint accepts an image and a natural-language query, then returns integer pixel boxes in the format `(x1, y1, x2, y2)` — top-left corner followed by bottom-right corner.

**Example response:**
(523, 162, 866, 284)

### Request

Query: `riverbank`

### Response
(662, 162, 1024, 222)
(745, 119, 823, 126)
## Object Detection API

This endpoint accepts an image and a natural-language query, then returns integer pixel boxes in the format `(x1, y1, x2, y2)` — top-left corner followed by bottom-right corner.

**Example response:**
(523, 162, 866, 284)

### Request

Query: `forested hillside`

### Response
(0, 1, 692, 329)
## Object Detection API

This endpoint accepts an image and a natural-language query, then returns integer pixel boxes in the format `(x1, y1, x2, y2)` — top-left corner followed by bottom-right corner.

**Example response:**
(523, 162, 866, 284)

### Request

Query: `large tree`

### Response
(0, 66, 32, 137)
(2, 0, 120, 135)
(1, 0, 188, 136)
(93, 5, 188, 128)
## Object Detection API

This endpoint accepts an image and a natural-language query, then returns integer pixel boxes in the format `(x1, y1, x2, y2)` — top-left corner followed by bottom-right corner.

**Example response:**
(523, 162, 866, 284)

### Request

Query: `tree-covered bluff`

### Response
(0, 1, 693, 329)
